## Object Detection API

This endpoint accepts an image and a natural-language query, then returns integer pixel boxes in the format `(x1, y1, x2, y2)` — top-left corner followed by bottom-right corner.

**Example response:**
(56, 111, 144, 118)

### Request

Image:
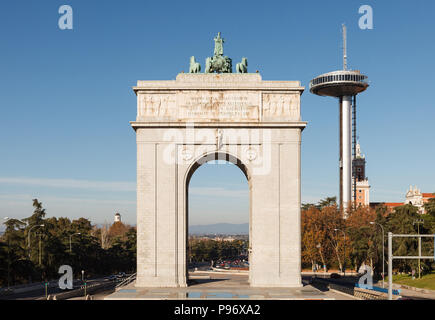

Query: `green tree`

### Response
(0, 199, 139, 286)
(423, 197, 435, 235)
(387, 204, 427, 273)
(318, 197, 337, 210)
(424, 196, 435, 217)
(2, 218, 33, 284)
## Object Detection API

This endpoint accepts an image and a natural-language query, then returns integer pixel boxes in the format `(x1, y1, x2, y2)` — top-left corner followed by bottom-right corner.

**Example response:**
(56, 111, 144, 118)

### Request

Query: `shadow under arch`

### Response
(184, 151, 252, 285)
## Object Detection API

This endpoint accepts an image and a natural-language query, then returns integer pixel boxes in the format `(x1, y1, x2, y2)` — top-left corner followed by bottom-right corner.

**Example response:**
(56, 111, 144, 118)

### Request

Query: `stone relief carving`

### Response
(262, 94, 299, 120)
(215, 129, 223, 150)
(181, 147, 193, 161)
(245, 147, 257, 161)
(138, 94, 176, 119)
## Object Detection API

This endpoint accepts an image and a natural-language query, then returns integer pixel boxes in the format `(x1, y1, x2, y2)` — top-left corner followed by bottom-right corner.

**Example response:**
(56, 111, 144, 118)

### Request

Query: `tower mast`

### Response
(342, 24, 347, 71)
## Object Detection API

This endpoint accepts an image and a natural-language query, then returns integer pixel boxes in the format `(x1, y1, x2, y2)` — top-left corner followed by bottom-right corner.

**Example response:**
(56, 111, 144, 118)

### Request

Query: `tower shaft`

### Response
(352, 95, 357, 204)
(341, 96, 352, 212)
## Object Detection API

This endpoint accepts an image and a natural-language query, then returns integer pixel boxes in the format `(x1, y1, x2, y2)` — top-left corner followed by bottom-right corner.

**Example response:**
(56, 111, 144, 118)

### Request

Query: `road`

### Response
(0, 277, 115, 300)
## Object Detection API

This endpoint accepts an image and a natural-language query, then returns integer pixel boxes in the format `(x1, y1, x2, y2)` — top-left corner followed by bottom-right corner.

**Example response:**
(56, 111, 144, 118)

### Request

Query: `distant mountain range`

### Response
(189, 223, 249, 235)
(0, 224, 247, 236)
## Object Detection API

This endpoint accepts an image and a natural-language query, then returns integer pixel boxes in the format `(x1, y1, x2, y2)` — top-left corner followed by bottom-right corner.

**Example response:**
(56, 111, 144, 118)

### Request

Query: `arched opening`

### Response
(185, 152, 251, 285)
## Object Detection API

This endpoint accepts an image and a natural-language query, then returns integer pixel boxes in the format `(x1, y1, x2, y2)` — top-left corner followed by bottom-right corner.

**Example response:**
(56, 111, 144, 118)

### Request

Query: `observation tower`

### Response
(309, 25, 369, 212)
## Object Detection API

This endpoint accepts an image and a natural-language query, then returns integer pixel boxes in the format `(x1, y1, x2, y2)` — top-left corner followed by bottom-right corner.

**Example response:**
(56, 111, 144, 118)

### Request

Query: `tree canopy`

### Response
(0, 199, 136, 287)
(301, 199, 434, 276)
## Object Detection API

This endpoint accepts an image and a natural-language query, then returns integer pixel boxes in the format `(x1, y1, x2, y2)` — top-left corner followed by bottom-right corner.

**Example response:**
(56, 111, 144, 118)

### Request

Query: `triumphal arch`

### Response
(132, 34, 306, 288)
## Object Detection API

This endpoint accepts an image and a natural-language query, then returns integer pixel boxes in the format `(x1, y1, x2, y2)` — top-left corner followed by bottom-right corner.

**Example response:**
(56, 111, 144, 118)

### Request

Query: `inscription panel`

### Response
(177, 91, 259, 122)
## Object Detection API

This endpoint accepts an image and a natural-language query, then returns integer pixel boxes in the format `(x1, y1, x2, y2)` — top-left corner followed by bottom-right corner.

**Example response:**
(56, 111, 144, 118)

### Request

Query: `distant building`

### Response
(370, 202, 403, 213)
(215, 236, 236, 242)
(370, 186, 435, 214)
(352, 142, 370, 207)
(405, 186, 435, 214)
(114, 212, 121, 223)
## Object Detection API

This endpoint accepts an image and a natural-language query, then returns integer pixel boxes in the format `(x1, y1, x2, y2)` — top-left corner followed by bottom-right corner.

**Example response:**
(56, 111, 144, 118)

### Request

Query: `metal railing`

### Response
(115, 273, 136, 290)
(388, 233, 435, 300)
(309, 74, 369, 90)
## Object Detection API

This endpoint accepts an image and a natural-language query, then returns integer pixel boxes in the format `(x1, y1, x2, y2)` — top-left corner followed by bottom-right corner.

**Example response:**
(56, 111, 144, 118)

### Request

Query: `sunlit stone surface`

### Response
(132, 73, 306, 288)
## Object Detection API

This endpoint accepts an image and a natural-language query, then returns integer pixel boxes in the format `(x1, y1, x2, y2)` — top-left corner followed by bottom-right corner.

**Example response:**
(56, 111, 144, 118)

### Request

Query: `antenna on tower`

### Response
(342, 24, 347, 71)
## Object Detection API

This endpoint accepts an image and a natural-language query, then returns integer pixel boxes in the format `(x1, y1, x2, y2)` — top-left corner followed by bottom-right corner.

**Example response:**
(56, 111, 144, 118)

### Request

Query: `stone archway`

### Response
(185, 152, 252, 283)
(132, 73, 306, 288)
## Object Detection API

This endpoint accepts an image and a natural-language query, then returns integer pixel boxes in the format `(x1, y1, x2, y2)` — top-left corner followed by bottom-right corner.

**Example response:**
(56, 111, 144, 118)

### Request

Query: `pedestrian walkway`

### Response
(104, 272, 355, 300)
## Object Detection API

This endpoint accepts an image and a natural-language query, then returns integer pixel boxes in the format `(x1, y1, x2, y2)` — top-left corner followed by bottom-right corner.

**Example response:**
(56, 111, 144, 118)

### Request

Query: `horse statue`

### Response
(189, 56, 201, 73)
(236, 57, 248, 73)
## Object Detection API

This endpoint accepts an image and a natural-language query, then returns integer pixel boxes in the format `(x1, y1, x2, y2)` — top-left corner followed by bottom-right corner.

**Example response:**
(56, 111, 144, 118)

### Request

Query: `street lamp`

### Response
(334, 228, 346, 276)
(28, 224, 44, 260)
(69, 233, 81, 253)
(370, 221, 385, 288)
(413, 218, 424, 279)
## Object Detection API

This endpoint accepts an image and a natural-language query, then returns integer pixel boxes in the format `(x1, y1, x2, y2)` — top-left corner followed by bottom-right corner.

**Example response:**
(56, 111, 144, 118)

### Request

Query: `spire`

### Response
(355, 140, 365, 159)
(356, 141, 361, 158)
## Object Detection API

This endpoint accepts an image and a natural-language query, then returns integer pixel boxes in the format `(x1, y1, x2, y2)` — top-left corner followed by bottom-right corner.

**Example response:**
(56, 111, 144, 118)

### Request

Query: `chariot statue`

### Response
(205, 32, 233, 74)
(187, 33, 249, 74)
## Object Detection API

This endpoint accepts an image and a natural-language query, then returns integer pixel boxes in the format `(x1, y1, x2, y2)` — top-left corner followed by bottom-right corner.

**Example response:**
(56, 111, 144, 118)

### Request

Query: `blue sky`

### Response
(0, 0, 434, 227)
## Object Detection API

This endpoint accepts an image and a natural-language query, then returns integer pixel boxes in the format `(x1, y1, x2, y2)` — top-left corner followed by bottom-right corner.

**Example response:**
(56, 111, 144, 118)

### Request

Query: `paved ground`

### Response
(103, 272, 356, 300)
(395, 288, 435, 300)
(372, 281, 435, 300)
(69, 289, 116, 300)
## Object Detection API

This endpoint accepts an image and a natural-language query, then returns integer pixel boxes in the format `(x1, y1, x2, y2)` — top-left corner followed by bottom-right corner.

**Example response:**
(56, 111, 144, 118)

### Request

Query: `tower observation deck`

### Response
(309, 70, 368, 97)
(309, 25, 369, 214)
